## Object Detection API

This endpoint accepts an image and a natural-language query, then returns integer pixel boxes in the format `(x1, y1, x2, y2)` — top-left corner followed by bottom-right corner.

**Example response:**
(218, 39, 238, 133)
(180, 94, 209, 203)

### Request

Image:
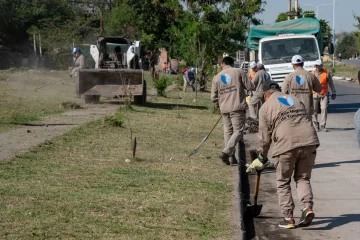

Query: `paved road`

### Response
(342, 59, 360, 69)
(246, 80, 360, 240)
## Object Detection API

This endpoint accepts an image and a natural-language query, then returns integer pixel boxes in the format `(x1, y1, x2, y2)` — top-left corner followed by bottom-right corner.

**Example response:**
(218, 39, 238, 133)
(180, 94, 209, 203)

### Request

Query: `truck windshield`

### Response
(261, 38, 319, 65)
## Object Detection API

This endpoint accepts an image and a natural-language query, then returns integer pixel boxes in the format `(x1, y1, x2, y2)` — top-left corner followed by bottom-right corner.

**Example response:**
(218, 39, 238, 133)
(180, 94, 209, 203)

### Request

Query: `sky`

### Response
(257, 0, 360, 33)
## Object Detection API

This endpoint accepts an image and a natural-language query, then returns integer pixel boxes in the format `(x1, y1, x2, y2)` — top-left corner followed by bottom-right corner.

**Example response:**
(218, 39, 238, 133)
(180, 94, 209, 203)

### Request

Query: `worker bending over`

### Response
(248, 63, 270, 120)
(247, 80, 320, 229)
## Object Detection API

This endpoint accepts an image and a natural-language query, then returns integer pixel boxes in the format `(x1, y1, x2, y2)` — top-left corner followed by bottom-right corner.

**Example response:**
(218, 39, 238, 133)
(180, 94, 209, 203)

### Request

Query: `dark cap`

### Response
(263, 80, 280, 92)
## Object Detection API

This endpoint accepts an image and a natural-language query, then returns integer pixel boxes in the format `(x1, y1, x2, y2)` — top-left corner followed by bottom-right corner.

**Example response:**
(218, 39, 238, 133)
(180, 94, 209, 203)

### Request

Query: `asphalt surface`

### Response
(245, 80, 360, 240)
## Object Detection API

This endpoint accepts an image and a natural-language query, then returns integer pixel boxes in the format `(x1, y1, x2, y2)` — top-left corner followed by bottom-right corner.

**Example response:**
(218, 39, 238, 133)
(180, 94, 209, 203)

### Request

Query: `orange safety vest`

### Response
(249, 69, 255, 80)
(312, 69, 328, 95)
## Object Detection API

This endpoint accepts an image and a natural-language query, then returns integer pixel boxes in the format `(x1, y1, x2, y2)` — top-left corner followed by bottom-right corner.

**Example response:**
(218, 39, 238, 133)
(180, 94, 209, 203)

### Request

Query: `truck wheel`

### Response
(84, 95, 100, 104)
(134, 80, 147, 105)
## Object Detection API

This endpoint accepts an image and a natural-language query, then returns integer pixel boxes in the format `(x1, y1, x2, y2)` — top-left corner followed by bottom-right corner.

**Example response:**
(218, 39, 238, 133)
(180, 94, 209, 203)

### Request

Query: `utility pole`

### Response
(294, 0, 299, 19)
(332, 0, 336, 68)
(288, 0, 292, 20)
(33, 34, 37, 69)
(39, 34, 42, 68)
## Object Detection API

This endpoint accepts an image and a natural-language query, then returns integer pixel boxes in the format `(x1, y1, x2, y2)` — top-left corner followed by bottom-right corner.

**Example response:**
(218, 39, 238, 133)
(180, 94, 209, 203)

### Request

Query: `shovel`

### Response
(245, 149, 263, 218)
(246, 170, 263, 218)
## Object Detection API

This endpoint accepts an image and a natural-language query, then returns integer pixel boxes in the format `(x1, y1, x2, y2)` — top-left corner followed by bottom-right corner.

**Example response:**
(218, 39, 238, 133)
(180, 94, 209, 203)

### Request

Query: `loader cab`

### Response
(92, 36, 141, 70)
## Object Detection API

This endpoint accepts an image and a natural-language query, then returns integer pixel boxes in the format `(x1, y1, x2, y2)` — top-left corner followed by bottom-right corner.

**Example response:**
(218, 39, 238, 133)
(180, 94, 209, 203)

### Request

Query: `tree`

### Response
(275, 7, 303, 22)
(168, 0, 264, 90)
(319, 19, 332, 52)
(104, 4, 138, 38)
(335, 32, 357, 59)
(355, 15, 360, 52)
(0, 0, 73, 46)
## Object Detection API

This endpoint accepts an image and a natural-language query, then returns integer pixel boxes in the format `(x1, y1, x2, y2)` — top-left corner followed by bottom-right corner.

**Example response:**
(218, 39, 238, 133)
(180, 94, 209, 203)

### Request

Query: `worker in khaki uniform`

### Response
(70, 47, 86, 98)
(248, 63, 270, 120)
(282, 55, 322, 119)
(248, 61, 257, 81)
(211, 57, 253, 165)
(312, 60, 336, 132)
(246, 80, 320, 229)
(246, 61, 258, 104)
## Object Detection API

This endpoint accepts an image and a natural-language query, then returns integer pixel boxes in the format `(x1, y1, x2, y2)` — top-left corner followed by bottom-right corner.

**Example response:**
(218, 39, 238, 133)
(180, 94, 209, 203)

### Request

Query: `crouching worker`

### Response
(246, 80, 320, 229)
(211, 57, 252, 165)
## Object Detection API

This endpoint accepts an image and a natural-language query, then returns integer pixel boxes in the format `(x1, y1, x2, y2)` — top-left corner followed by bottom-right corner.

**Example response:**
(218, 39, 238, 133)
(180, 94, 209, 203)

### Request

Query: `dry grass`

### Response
(0, 69, 83, 131)
(0, 69, 178, 132)
(324, 62, 359, 79)
(0, 87, 235, 239)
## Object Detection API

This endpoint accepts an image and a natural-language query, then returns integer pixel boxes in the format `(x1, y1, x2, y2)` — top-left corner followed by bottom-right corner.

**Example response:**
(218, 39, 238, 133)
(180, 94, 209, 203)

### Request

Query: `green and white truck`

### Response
(247, 18, 334, 87)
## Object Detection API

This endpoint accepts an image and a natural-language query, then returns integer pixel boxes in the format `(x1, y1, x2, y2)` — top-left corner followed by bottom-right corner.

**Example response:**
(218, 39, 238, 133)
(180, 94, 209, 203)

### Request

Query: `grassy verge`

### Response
(0, 70, 83, 132)
(324, 62, 359, 79)
(0, 89, 234, 239)
(0, 70, 180, 132)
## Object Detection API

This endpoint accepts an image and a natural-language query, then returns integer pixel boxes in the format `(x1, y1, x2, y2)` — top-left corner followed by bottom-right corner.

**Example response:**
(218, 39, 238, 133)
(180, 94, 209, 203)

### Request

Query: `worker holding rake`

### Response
(247, 80, 320, 229)
(211, 57, 252, 165)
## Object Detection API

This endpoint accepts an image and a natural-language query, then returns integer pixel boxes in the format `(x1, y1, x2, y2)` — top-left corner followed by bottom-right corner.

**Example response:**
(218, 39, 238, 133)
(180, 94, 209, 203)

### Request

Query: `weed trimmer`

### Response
(184, 115, 222, 159)
(245, 149, 263, 218)
(34, 76, 71, 91)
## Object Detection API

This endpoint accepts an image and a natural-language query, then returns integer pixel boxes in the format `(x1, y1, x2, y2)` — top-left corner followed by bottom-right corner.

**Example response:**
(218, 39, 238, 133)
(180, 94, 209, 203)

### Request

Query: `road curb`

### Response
(333, 76, 352, 81)
(237, 140, 256, 240)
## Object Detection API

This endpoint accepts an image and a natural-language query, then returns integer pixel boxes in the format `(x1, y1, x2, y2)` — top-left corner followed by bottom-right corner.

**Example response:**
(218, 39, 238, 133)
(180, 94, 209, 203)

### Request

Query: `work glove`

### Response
(331, 93, 336, 100)
(246, 154, 268, 173)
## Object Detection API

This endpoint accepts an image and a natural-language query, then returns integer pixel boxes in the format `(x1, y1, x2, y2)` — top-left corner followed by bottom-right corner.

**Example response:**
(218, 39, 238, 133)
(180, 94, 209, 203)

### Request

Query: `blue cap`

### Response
(72, 47, 81, 54)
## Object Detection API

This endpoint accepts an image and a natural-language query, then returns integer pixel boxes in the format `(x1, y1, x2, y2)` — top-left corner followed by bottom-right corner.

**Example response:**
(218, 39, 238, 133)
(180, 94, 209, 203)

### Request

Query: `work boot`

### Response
(278, 218, 296, 229)
(219, 152, 230, 165)
(230, 155, 238, 165)
(321, 125, 328, 132)
(298, 207, 315, 227)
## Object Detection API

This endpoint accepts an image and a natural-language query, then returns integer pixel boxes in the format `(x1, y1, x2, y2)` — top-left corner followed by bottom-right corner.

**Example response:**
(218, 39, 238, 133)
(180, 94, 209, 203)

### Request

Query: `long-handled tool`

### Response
(245, 149, 263, 218)
(34, 76, 71, 91)
(185, 115, 222, 159)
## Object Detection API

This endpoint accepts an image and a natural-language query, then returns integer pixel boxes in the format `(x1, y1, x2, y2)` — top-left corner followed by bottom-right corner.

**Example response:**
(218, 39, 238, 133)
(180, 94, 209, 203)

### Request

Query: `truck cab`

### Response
(259, 34, 321, 87)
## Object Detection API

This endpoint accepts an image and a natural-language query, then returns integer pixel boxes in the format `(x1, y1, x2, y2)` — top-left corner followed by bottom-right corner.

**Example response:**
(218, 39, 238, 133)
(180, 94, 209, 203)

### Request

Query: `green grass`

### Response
(0, 89, 235, 239)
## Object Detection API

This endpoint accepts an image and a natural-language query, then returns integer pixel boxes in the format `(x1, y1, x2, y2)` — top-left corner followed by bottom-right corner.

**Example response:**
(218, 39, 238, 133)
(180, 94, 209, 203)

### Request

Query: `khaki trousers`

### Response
(248, 94, 263, 119)
(183, 76, 188, 92)
(274, 145, 317, 218)
(313, 94, 328, 128)
(222, 110, 246, 155)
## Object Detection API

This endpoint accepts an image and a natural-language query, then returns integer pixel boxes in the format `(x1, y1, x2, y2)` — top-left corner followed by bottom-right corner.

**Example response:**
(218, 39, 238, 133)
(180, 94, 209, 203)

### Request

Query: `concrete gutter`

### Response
(333, 76, 352, 81)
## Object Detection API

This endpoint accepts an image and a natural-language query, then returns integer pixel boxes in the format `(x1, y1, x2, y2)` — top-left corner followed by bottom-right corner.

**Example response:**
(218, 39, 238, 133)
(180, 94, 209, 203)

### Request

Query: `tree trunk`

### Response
(99, 7, 104, 35)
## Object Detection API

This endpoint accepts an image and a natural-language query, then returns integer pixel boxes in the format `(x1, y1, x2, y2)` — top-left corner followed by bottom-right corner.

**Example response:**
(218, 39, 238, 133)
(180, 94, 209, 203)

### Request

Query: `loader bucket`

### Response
(78, 69, 144, 97)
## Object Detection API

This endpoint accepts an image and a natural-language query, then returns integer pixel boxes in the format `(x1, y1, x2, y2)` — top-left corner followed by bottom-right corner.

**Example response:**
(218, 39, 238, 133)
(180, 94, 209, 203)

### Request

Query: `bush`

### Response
(103, 112, 125, 127)
(153, 76, 171, 96)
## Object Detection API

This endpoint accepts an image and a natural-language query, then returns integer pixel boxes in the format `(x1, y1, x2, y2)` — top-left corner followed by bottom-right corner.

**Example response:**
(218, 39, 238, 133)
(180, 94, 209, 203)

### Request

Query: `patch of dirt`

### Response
(0, 104, 118, 160)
